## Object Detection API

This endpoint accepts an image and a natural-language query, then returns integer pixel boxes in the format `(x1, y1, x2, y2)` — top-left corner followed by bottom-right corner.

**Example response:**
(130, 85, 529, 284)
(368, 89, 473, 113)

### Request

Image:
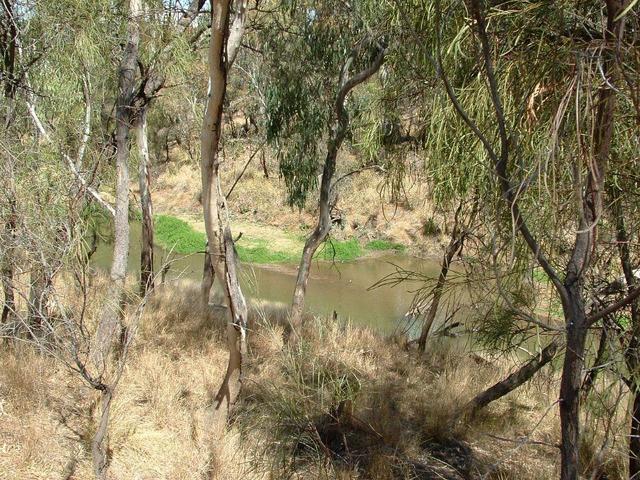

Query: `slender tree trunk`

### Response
(464, 339, 560, 415)
(417, 201, 469, 352)
(290, 154, 336, 326)
(559, 289, 589, 480)
(201, 0, 249, 425)
(92, 1, 141, 477)
(290, 47, 385, 328)
(136, 108, 154, 295)
(91, 387, 113, 480)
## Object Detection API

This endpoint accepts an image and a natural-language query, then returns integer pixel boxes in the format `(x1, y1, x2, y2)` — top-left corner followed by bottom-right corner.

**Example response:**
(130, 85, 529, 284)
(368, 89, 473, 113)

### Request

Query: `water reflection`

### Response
(93, 223, 450, 333)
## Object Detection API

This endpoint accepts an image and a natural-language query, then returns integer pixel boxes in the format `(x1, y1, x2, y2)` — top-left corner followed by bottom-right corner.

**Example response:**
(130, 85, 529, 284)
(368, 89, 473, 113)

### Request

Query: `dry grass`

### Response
(0, 277, 632, 479)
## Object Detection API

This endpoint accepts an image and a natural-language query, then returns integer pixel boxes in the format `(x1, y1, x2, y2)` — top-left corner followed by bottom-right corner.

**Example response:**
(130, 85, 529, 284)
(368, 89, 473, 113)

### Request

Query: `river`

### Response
(93, 223, 458, 334)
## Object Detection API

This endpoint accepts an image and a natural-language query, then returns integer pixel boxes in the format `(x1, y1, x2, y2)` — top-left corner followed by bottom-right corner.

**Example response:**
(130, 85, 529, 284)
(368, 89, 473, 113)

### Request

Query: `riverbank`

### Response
(146, 144, 448, 264)
(154, 213, 406, 264)
(1, 278, 586, 480)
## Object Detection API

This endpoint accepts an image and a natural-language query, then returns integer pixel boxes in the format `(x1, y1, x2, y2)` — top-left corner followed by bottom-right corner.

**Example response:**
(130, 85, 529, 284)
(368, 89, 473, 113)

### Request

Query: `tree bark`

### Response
(464, 339, 560, 415)
(94, 0, 140, 366)
(201, 0, 249, 424)
(290, 47, 386, 328)
(91, 1, 141, 477)
(417, 201, 470, 352)
(91, 387, 113, 480)
(136, 108, 154, 295)
(558, 290, 589, 480)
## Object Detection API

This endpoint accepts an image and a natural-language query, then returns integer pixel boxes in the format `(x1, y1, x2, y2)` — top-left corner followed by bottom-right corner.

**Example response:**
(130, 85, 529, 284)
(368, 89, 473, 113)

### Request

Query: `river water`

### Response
(93, 223, 455, 334)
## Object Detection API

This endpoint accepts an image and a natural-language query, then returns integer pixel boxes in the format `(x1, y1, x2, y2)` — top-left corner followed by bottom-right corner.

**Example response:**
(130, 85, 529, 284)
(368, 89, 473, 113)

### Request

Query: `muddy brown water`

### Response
(93, 223, 464, 334)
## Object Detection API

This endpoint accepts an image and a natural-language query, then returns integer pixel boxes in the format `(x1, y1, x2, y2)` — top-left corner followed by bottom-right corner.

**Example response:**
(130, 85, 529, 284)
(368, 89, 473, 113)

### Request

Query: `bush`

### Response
(422, 217, 441, 236)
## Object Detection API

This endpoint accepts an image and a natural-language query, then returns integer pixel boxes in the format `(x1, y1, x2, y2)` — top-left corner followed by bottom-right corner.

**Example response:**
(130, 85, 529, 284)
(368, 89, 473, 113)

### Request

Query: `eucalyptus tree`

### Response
(200, 0, 249, 425)
(260, 0, 387, 327)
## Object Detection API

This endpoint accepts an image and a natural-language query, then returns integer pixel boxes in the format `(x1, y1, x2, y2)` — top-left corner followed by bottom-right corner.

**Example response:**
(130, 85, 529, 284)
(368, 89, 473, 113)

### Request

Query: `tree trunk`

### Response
(290, 154, 336, 326)
(464, 339, 560, 415)
(136, 108, 154, 295)
(201, 0, 249, 425)
(94, 0, 140, 367)
(417, 201, 469, 352)
(289, 47, 386, 328)
(91, 387, 113, 480)
(559, 289, 589, 480)
(91, 2, 141, 478)
(631, 388, 640, 479)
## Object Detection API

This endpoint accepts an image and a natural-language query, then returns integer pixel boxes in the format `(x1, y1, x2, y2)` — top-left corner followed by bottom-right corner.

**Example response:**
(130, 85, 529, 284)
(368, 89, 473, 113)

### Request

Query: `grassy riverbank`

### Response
(154, 213, 405, 263)
(0, 277, 600, 480)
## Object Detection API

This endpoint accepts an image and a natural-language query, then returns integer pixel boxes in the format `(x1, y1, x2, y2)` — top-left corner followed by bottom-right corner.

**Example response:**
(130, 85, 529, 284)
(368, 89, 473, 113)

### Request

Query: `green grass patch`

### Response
(365, 239, 405, 253)
(316, 238, 362, 262)
(236, 242, 298, 263)
(532, 267, 550, 284)
(154, 215, 206, 254)
(153, 214, 368, 263)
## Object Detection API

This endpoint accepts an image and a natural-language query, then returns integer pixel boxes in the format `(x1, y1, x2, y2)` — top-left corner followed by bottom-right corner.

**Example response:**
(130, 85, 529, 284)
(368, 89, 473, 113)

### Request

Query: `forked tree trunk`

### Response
(136, 108, 154, 295)
(461, 2, 621, 477)
(201, 0, 248, 425)
(290, 47, 385, 328)
(92, 1, 141, 477)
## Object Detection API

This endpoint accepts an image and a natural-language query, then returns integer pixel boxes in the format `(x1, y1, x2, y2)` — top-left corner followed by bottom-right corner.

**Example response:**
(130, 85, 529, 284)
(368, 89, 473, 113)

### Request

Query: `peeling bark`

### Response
(136, 109, 154, 295)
